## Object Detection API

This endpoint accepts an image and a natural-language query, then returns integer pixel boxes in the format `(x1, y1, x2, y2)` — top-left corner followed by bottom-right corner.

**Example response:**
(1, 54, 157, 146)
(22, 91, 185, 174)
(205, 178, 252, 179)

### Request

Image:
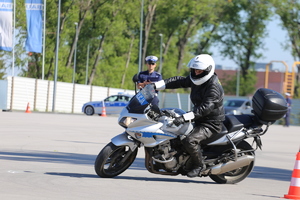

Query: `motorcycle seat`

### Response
(201, 124, 228, 145)
(224, 114, 254, 132)
(201, 115, 254, 145)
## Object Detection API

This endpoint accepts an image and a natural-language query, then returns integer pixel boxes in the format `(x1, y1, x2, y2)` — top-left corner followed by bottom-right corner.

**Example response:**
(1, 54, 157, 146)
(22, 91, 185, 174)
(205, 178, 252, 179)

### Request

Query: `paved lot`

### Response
(0, 111, 299, 200)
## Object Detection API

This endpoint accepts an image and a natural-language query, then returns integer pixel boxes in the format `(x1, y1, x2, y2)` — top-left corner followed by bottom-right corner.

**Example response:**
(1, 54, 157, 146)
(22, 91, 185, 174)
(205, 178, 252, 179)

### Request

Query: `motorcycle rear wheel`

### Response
(209, 140, 255, 184)
(94, 142, 138, 178)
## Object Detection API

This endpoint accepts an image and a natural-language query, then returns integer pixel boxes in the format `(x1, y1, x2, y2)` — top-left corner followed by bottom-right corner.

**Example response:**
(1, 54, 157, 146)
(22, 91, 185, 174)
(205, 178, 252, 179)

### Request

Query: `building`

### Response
(215, 62, 295, 96)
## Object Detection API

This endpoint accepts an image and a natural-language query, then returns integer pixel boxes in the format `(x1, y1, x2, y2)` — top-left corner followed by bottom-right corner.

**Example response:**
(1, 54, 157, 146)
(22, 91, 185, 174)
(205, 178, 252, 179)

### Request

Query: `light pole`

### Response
(158, 33, 163, 74)
(138, 0, 144, 73)
(42, 0, 47, 80)
(72, 22, 78, 84)
(52, 0, 61, 112)
(236, 67, 240, 97)
(236, 44, 241, 97)
(85, 43, 90, 85)
(12, 0, 16, 76)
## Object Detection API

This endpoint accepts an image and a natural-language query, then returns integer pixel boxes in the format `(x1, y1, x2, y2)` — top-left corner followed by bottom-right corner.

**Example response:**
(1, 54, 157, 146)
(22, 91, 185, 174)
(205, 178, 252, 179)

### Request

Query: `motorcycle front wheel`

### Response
(209, 140, 255, 184)
(94, 142, 138, 178)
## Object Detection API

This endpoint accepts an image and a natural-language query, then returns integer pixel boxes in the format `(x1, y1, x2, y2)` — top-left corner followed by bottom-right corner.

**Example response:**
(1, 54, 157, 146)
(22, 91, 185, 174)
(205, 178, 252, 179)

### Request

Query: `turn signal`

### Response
(135, 132, 142, 139)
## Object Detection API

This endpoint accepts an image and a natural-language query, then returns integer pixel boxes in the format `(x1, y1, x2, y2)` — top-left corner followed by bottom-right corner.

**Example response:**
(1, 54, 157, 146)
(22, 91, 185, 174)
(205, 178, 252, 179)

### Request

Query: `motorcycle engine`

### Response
(152, 141, 177, 170)
(152, 141, 188, 171)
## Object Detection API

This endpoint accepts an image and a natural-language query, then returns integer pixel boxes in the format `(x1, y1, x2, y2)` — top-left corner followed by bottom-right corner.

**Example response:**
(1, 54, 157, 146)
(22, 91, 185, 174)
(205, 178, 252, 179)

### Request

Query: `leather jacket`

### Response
(164, 73, 225, 124)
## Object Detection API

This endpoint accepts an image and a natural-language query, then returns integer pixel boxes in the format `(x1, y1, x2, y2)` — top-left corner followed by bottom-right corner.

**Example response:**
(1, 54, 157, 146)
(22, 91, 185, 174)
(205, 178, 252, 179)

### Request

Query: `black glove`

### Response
(173, 116, 185, 126)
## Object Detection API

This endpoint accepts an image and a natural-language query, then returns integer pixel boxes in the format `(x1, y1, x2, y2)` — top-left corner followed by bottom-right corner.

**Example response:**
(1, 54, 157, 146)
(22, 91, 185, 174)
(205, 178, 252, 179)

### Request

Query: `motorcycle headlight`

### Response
(229, 110, 237, 115)
(118, 117, 137, 128)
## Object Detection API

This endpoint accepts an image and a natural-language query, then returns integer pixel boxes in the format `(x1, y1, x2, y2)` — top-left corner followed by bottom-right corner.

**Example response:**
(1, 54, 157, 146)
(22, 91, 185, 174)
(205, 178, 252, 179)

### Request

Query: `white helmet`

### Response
(187, 54, 215, 85)
(145, 55, 158, 63)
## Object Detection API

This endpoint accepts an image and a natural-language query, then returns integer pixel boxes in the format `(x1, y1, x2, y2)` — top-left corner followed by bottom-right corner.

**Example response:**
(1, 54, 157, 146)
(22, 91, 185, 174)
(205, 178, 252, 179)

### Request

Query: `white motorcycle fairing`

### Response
(111, 132, 138, 151)
(114, 106, 193, 148)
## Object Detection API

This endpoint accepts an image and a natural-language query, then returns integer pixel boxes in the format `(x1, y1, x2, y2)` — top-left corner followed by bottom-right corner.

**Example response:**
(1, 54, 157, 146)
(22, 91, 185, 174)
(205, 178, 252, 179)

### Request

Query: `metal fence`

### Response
(0, 76, 135, 113)
(0, 76, 190, 113)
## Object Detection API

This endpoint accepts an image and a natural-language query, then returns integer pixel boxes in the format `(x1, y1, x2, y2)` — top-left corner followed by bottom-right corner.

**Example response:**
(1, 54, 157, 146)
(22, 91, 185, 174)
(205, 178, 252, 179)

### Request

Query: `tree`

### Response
(65, 0, 93, 70)
(149, 0, 225, 80)
(273, 0, 300, 98)
(0, 59, 5, 79)
(221, 70, 257, 96)
(2, 0, 287, 95)
(215, 0, 272, 95)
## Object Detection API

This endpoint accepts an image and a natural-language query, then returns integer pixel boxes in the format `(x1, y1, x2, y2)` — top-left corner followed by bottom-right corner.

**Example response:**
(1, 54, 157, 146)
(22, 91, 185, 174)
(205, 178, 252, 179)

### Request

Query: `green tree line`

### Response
(0, 0, 300, 97)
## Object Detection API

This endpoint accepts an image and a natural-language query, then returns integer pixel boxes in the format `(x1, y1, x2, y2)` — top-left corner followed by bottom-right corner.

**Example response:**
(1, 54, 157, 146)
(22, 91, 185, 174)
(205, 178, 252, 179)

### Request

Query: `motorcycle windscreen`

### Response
(126, 85, 155, 113)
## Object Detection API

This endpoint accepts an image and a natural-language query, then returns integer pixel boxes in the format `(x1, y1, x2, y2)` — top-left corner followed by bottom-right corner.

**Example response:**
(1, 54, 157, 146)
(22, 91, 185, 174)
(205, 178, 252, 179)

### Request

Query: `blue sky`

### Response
(211, 16, 295, 72)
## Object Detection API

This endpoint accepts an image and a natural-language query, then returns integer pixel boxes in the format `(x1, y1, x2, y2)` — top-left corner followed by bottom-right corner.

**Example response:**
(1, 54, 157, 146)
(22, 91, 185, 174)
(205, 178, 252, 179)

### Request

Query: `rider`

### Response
(137, 55, 162, 106)
(153, 54, 225, 178)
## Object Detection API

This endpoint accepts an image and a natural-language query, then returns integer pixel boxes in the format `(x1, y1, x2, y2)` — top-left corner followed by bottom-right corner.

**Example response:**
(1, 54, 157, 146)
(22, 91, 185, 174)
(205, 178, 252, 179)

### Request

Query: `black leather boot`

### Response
(187, 146, 206, 178)
(187, 167, 202, 178)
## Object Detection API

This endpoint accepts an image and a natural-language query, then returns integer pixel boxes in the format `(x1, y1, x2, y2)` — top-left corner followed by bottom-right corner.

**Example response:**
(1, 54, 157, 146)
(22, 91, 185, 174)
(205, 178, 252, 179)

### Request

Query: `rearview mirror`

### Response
(132, 73, 139, 83)
(132, 73, 139, 94)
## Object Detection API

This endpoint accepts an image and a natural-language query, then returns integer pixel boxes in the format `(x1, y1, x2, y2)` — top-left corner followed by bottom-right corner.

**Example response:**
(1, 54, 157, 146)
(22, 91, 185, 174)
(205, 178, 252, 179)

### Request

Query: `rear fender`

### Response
(111, 132, 138, 151)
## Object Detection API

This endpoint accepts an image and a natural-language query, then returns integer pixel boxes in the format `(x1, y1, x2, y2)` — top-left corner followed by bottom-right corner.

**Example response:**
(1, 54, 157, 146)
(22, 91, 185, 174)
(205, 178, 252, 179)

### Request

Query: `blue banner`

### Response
(25, 0, 43, 53)
(0, 0, 13, 51)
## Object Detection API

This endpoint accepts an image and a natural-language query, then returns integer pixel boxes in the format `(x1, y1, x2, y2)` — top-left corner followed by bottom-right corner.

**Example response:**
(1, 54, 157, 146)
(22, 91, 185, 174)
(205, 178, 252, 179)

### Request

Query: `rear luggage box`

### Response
(252, 88, 288, 124)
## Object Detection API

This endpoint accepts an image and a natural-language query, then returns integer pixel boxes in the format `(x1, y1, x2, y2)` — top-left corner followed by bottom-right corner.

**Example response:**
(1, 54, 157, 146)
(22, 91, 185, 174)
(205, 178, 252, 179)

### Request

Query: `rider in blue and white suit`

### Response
(137, 55, 162, 106)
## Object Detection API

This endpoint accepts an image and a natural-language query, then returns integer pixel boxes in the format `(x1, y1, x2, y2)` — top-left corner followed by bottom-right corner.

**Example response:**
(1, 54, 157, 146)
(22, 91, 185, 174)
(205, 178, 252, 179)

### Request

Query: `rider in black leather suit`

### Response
(154, 54, 225, 178)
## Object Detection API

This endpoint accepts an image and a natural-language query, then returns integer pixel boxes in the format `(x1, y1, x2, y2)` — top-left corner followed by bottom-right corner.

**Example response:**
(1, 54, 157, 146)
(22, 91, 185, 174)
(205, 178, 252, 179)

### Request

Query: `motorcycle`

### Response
(94, 84, 287, 184)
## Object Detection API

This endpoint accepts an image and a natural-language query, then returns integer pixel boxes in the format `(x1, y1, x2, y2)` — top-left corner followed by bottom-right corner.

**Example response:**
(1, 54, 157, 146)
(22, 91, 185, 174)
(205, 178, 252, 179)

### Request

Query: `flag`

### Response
(0, 0, 13, 51)
(25, 0, 43, 53)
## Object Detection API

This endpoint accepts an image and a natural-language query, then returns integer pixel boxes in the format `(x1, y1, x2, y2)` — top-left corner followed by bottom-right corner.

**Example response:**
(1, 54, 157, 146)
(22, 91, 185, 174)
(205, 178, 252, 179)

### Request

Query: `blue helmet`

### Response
(145, 56, 158, 63)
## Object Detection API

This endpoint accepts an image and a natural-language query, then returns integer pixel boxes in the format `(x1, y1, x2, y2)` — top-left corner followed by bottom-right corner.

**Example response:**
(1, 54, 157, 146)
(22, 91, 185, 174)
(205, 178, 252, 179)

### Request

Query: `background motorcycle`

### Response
(94, 84, 287, 184)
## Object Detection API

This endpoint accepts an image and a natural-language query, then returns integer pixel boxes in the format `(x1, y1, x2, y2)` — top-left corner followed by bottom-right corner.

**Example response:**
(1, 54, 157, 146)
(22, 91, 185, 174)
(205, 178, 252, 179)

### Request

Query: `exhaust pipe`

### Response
(210, 155, 255, 175)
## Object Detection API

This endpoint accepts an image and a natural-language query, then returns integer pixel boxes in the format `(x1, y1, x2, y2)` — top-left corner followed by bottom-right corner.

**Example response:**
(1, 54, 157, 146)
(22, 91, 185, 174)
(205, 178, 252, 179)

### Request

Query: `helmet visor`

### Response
(190, 68, 208, 79)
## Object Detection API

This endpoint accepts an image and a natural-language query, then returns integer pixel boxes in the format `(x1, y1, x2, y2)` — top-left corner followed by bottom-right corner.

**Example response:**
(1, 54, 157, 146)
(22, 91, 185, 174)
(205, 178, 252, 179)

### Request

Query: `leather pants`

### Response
(182, 126, 214, 168)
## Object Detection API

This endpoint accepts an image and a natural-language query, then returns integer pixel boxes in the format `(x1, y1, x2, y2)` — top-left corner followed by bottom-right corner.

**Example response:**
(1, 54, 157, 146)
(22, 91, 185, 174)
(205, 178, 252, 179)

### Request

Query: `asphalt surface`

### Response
(0, 111, 299, 200)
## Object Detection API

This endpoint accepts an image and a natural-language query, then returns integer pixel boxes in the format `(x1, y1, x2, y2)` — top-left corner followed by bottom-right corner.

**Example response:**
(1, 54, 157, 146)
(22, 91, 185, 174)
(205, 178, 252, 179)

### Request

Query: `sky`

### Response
(211, 16, 296, 72)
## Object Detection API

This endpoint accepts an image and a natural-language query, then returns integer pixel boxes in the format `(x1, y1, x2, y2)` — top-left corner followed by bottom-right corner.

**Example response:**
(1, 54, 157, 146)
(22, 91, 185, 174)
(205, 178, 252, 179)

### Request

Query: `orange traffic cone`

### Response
(284, 149, 300, 199)
(25, 102, 31, 113)
(101, 102, 107, 117)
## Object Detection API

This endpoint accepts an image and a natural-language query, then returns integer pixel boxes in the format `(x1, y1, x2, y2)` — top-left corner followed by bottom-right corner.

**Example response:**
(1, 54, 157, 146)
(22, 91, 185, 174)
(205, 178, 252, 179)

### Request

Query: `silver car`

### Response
(223, 99, 253, 115)
(82, 94, 133, 116)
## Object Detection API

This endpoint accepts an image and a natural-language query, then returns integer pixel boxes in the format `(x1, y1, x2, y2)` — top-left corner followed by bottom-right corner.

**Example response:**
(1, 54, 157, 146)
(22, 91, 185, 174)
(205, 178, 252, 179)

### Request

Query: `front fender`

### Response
(111, 132, 138, 151)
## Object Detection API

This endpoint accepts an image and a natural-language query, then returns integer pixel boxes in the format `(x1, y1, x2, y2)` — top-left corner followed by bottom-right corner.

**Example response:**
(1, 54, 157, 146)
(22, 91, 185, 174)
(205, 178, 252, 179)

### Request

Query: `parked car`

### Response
(223, 99, 253, 115)
(82, 93, 133, 116)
